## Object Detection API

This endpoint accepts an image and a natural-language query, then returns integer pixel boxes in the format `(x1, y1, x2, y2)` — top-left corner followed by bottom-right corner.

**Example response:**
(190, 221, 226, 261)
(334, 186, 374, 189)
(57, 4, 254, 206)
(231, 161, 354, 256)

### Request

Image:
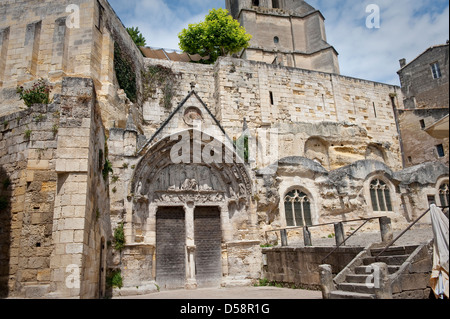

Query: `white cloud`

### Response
(309, 0, 449, 84)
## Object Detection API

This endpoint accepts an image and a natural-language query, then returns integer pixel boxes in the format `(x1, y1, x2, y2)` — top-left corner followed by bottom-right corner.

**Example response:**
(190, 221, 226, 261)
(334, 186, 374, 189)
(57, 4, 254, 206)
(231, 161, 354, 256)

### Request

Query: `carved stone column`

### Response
(184, 203, 197, 289)
(220, 204, 233, 243)
(185, 245, 197, 290)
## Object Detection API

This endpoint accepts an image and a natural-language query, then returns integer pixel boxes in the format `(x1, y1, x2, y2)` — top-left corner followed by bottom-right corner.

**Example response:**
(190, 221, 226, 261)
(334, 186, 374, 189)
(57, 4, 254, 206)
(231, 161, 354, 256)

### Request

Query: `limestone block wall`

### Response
(50, 77, 110, 299)
(0, 0, 144, 135)
(398, 44, 449, 110)
(214, 58, 404, 171)
(262, 246, 363, 289)
(0, 0, 96, 115)
(0, 76, 111, 299)
(398, 108, 449, 168)
(140, 57, 403, 172)
(0, 102, 60, 297)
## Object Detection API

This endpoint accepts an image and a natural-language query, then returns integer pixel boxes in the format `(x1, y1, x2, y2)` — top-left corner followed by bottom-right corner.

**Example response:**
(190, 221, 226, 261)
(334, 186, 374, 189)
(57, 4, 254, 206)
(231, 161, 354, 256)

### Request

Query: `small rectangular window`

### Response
(431, 62, 442, 79)
(420, 119, 426, 129)
(436, 144, 445, 158)
(96, 1, 104, 31)
(428, 195, 436, 207)
(269, 91, 274, 105)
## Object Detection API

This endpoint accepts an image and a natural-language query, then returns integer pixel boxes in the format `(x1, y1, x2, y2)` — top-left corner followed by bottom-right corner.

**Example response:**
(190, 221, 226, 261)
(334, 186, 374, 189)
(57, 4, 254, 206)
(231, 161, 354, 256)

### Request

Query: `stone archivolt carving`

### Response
(131, 130, 253, 206)
(154, 190, 225, 204)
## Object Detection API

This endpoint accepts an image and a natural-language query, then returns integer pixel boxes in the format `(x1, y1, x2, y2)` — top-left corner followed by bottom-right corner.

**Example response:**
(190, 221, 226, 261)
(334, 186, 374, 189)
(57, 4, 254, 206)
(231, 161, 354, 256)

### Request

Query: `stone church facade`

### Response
(0, 0, 448, 298)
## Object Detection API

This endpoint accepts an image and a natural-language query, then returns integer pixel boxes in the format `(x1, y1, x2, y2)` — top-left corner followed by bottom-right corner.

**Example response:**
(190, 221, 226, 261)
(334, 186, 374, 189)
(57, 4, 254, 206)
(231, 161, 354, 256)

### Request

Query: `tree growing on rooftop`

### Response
(127, 26, 147, 47)
(178, 8, 252, 64)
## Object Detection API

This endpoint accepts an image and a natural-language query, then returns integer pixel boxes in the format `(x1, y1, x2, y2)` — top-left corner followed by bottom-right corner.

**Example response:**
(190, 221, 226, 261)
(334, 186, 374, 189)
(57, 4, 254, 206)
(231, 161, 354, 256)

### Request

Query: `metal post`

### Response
(379, 216, 393, 243)
(334, 222, 345, 247)
(280, 229, 288, 247)
(303, 226, 312, 247)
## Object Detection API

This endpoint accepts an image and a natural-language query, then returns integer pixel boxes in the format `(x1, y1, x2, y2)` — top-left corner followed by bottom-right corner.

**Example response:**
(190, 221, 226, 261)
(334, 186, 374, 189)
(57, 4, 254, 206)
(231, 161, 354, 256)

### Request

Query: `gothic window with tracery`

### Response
(439, 183, 449, 207)
(284, 190, 312, 227)
(370, 179, 393, 212)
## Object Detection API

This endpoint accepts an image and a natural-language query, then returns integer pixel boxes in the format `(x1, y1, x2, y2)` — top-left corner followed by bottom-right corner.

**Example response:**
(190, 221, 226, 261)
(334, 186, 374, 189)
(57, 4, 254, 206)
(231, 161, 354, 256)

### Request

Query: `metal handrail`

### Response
(265, 216, 382, 236)
(321, 219, 371, 264)
(374, 205, 449, 260)
(264, 216, 383, 250)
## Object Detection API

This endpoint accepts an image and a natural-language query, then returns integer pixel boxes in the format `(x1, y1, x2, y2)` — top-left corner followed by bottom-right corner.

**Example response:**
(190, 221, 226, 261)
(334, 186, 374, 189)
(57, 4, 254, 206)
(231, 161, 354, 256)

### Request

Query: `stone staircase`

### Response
(326, 245, 422, 299)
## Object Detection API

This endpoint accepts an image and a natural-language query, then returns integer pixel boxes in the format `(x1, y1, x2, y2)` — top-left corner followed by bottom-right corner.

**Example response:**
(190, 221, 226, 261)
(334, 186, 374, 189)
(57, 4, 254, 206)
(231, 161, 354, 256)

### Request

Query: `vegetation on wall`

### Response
(113, 222, 125, 251)
(142, 65, 179, 109)
(178, 8, 252, 64)
(16, 78, 52, 107)
(106, 269, 123, 289)
(114, 42, 137, 103)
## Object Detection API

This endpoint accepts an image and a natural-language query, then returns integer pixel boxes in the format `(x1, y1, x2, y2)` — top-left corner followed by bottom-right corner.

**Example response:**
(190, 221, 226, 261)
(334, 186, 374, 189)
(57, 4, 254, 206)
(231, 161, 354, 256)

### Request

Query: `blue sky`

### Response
(108, 0, 449, 85)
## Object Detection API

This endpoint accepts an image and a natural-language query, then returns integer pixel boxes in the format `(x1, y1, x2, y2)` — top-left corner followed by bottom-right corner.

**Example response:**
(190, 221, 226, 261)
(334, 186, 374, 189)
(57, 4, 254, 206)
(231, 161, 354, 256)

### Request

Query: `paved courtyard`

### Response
(115, 286, 322, 299)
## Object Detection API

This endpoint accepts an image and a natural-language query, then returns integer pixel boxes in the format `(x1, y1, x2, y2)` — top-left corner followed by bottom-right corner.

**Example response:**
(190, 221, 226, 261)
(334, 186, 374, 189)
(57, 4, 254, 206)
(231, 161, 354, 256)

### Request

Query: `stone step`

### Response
(355, 265, 400, 275)
(338, 282, 375, 294)
(363, 255, 409, 266)
(346, 274, 374, 284)
(370, 246, 418, 257)
(329, 290, 376, 300)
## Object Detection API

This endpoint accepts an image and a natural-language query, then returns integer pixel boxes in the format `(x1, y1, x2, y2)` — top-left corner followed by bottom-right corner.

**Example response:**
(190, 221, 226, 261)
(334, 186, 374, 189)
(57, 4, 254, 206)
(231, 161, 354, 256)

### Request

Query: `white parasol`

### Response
(429, 204, 449, 299)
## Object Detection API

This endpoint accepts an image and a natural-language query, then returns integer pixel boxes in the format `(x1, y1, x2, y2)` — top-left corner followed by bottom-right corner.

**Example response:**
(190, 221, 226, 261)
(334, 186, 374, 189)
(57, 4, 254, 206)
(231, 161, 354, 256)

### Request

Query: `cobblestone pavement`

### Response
(115, 286, 322, 299)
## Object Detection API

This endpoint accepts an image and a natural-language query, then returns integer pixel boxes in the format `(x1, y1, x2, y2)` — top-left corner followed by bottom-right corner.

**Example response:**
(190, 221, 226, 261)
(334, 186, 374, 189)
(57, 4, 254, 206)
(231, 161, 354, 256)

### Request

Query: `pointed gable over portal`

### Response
(139, 90, 232, 155)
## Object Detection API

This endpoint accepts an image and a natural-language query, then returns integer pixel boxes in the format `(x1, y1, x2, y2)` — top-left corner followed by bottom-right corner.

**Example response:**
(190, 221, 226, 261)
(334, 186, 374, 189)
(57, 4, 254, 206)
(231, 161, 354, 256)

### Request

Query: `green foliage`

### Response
(113, 222, 125, 251)
(16, 78, 52, 107)
(255, 278, 270, 287)
(102, 158, 113, 181)
(24, 128, 32, 140)
(114, 42, 137, 103)
(142, 65, 179, 109)
(254, 279, 283, 288)
(127, 26, 147, 47)
(106, 269, 123, 289)
(178, 8, 252, 64)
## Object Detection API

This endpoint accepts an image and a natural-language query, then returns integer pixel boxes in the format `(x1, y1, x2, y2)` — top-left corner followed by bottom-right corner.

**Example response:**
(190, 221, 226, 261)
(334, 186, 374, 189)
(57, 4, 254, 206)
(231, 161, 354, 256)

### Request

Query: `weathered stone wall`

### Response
(0, 0, 96, 115)
(0, 0, 144, 134)
(0, 76, 111, 298)
(49, 77, 110, 299)
(398, 44, 449, 110)
(142, 57, 404, 172)
(398, 108, 449, 168)
(0, 102, 60, 297)
(262, 246, 364, 289)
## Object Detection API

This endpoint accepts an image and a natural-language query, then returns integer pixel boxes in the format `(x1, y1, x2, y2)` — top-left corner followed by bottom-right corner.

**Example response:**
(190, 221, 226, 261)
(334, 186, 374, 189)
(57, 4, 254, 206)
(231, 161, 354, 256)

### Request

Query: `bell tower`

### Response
(225, 0, 340, 74)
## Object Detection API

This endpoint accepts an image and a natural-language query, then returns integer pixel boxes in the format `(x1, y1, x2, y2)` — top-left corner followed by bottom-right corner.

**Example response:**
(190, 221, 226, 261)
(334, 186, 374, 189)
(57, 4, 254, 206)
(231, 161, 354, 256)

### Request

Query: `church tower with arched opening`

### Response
(225, 0, 340, 74)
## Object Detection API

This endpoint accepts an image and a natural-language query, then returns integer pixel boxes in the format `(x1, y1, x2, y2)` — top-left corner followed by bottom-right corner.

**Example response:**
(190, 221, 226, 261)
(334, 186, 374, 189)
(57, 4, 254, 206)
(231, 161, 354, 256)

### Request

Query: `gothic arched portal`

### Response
(127, 129, 254, 289)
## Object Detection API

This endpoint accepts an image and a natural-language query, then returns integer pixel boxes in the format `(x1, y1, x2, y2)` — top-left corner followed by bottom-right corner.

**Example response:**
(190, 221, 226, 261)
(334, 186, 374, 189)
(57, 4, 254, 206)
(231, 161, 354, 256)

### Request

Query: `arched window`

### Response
(370, 179, 393, 212)
(284, 190, 312, 227)
(439, 183, 449, 207)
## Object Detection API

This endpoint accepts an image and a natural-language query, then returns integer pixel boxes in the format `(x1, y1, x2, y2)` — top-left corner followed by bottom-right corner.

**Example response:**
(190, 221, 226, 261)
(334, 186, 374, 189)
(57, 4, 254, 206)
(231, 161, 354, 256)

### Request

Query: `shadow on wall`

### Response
(0, 166, 11, 298)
